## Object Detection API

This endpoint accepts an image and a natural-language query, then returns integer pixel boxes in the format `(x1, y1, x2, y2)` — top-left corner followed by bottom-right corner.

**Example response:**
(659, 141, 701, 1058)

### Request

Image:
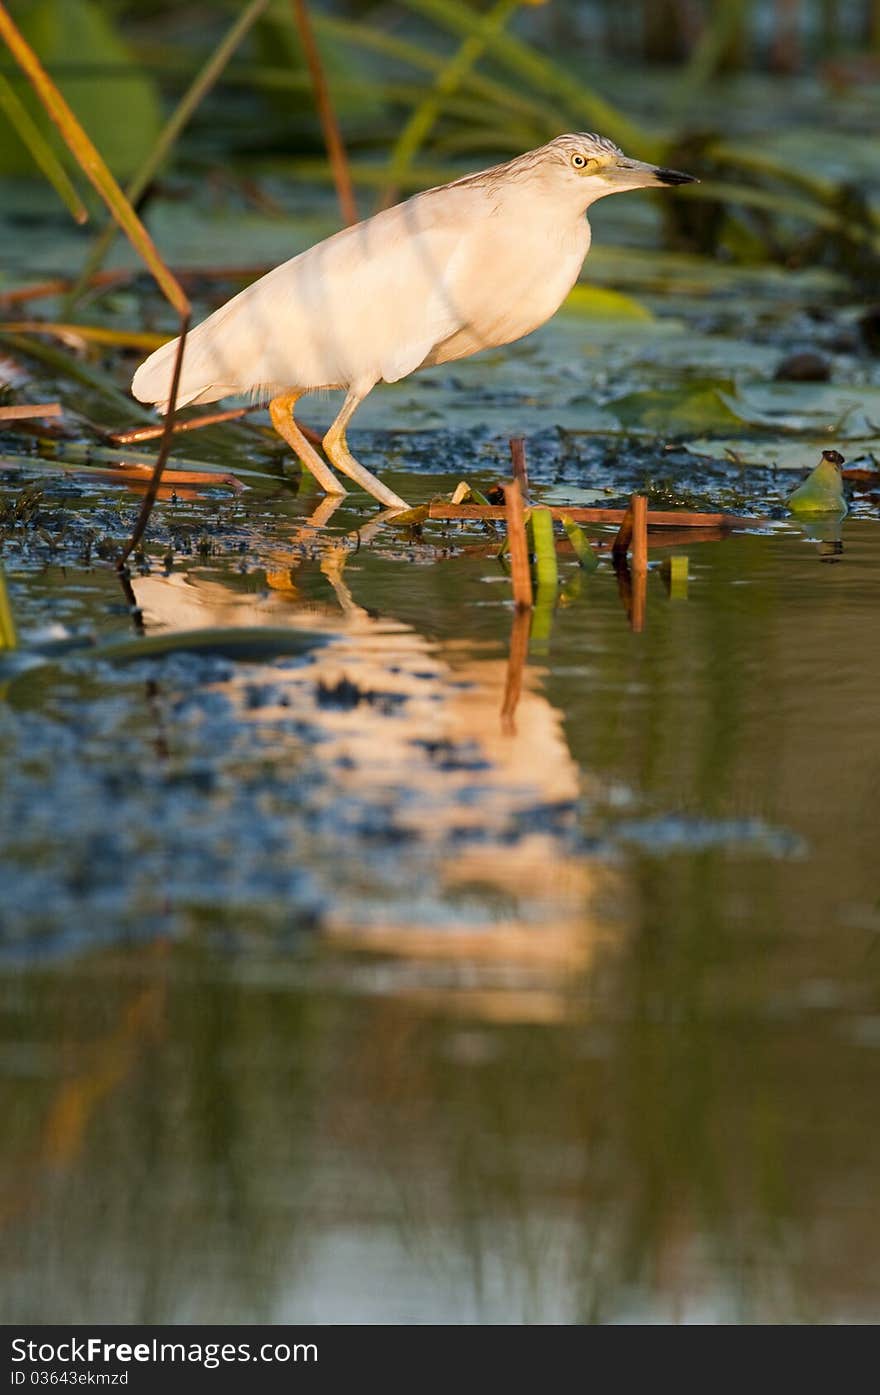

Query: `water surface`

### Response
(1, 466, 878, 1323)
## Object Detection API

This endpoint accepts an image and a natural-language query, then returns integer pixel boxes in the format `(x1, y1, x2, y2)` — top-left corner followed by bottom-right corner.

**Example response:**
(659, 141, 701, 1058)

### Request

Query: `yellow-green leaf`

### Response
(787, 455, 847, 515)
(563, 283, 654, 322)
(561, 513, 599, 571)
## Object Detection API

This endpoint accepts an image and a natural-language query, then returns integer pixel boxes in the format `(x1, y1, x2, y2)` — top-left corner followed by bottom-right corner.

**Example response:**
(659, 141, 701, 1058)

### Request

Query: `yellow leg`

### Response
(319, 507, 405, 614)
(323, 389, 409, 511)
(265, 495, 348, 594)
(305, 494, 347, 530)
(269, 390, 346, 496)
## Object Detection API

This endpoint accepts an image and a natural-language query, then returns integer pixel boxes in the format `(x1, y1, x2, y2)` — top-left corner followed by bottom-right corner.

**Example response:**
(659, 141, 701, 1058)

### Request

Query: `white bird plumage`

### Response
(133, 133, 696, 509)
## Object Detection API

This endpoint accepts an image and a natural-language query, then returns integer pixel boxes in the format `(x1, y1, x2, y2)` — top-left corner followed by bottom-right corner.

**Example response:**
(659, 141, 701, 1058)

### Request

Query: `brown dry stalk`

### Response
(0, 269, 133, 307)
(503, 479, 533, 611)
(509, 436, 530, 501)
(631, 493, 648, 572)
(842, 467, 880, 482)
(630, 565, 646, 633)
(428, 502, 758, 529)
(0, 401, 61, 421)
(109, 464, 242, 492)
(110, 404, 324, 450)
(110, 404, 265, 444)
(291, 0, 358, 226)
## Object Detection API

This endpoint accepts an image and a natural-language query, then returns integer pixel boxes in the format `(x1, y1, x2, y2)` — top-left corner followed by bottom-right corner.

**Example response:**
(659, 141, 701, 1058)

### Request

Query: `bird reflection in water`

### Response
(130, 518, 629, 1024)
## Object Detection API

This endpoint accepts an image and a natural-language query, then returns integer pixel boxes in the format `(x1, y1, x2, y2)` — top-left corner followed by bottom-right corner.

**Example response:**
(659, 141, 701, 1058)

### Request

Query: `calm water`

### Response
(1, 468, 878, 1323)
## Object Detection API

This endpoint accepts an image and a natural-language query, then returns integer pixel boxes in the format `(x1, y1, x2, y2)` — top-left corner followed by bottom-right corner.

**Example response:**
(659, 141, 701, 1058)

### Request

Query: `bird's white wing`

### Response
(133, 185, 481, 408)
(279, 187, 476, 389)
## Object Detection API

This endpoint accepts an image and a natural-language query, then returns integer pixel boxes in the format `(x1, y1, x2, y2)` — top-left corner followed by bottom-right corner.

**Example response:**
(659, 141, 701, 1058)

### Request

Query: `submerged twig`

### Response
(117, 319, 191, 566)
(501, 605, 530, 734)
(631, 564, 646, 634)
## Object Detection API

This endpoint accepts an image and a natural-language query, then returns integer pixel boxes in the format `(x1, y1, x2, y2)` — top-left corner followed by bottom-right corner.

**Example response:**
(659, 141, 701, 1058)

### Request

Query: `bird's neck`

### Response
(580, 214, 593, 258)
(555, 210, 592, 267)
(505, 182, 592, 251)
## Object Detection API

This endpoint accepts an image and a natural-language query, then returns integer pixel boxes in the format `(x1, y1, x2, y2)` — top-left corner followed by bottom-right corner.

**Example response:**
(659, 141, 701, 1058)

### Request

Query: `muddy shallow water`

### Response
(0, 454, 878, 1322)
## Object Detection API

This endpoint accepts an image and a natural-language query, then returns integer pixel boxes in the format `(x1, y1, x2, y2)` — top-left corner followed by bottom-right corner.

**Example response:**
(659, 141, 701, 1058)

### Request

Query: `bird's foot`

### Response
(322, 432, 409, 511)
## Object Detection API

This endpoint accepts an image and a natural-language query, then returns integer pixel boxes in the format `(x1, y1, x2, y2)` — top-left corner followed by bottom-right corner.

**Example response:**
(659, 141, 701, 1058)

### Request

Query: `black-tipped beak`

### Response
(654, 167, 699, 186)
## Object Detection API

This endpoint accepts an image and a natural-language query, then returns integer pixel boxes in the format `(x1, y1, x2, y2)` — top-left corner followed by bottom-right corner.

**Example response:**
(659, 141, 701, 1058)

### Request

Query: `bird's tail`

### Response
(131, 307, 243, 413)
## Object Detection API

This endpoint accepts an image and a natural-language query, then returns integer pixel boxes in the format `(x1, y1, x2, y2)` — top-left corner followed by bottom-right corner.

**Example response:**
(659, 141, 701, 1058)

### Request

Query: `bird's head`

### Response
(822, 449, 845, 469)
(540, 133, 698, 208)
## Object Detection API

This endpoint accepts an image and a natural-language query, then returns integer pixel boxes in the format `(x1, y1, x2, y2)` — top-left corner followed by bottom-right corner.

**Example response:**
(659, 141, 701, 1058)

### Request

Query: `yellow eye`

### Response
(572, 154, 586, 169)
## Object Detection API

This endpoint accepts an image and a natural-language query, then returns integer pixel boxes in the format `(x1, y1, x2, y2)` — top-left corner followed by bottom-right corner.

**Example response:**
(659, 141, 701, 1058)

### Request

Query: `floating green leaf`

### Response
(563, 283, 653, 322)
(612, 380, 745, 434)
(98, 628, 328, 665)
(787, 454, 847, 516)
(560, 514, 599, 572)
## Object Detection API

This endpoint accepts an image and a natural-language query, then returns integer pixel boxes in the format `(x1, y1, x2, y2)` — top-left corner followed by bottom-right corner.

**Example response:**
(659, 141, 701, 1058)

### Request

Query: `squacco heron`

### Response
(132, 134, 696, 510)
